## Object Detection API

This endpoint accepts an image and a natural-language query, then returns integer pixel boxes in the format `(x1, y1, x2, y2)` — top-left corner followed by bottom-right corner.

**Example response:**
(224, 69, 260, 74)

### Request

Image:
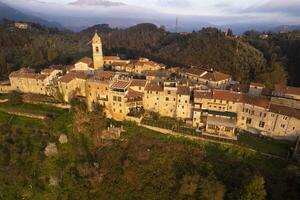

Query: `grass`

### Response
(0, 111, 45, 129)
(0, 102, 67, 117)
(142, 116, 198, 136)
(237, 132, 294, 158)
(122, 122, 291, 175)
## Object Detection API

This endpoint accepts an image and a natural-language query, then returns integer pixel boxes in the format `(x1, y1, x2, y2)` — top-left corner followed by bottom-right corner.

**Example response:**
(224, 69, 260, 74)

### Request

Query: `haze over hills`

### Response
(1, 0, 299, 33)
(0, 1, 65, 30)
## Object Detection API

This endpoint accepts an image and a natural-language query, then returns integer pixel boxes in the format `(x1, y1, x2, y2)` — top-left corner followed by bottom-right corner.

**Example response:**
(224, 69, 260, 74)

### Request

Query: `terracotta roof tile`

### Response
(104, 56, 120, 60)
(144, 82, 163, 92)
(59, 72, 89, 83)
(111, 80, 131, 90)
(177, 86, 190, 95)
(77, 57, 93, 67)
(93, 71, 115, 81)
(130, 79, 147, 87)
(270, 104, 300, 119)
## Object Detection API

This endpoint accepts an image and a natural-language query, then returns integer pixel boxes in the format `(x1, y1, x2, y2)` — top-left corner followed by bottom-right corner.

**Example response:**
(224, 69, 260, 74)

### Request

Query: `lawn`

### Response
(237, 132, 294, 158)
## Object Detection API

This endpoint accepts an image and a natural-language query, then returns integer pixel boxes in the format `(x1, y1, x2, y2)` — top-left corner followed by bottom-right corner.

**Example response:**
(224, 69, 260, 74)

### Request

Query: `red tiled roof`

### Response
(125, 88, 144, 98)
(77, 57, 93, 67)
(177, 86, 190, 95)
(111, 80, 131, 90)
(111, 62, 128, 66)
(93, 71, 115, 81)
(104, 56, 120, 60)
(183, 68, 206, 76)
(274, 85, 300, 96)
(201, 71, 231, 82)
(144, 83, 163, 92)
(269, 104, 300, 119)
(250, 82, 265, 88)
(130, 79, 147, 87)
(286, 86, 300, 96)
(197, 89, 270, 109)
(59, 72, 89, 83)
(41, 68, 56, 75)
(9, 68, 47, 80)
(146, 70, 168, 77)
(194, 91, 212, 99)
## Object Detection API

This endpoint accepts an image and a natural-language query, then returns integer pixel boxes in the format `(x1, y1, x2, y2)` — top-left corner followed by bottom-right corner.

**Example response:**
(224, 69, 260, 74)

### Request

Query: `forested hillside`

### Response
(243, 31, 300, 87)
(0, 22, 90, 79)
(1, 22, 300, 87)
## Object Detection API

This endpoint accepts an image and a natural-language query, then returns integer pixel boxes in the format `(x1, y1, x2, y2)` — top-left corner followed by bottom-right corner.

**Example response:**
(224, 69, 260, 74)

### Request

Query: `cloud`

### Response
(69, 0, 126, 7)
(244, 0, 300, 17)
(160, 0, 191, 7)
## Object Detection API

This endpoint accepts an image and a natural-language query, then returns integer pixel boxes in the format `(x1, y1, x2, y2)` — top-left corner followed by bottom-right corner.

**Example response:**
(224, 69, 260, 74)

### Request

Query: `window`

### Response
(96, 47, 99, 53)
(182, 106, 184, 109)
(113, 96, 117, 101)
(118, 97, 122, 102)
(166, 97, 169, 101)
(229, 106, 232, 109)
(178, 99, 181, 103)
(283, 116, 288, 120)
(120, 110, 122, 113)
(281, 124, 286, 128)
(167, 91, 171, 95)
(225, 127, 232, 132)
(263, 113, 266, 118)
(242, 117, 245, 120)
(185, 100, 188, 103)
(259, 121, 265, 128)
(246, 118, 252, 124)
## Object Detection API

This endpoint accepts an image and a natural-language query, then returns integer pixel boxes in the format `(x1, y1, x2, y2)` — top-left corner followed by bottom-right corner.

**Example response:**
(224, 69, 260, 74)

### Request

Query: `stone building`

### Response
(273, 85, 300, 100)
(248, 82, 265, 96)
(193, 89, 300, 140)
(86, 71, 115, 110)
(9, 68, 62, 95)
(179, 68, 232, 89)
(58, 72, 89, 102)
(106, 80, 143, 121)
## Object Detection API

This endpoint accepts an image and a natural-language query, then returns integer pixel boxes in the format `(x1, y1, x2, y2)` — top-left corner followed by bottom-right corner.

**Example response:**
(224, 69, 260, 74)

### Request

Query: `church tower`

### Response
(92, 31, 104, 70)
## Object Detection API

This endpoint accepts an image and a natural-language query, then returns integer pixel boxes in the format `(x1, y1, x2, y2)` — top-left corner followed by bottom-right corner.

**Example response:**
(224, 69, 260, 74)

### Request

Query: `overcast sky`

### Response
(28, 0, 299, 18)
(4, 0, 300, 27)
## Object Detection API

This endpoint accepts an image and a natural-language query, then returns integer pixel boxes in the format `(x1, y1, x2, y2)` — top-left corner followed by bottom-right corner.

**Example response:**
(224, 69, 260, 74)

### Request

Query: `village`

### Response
(1, 32, 300, 141)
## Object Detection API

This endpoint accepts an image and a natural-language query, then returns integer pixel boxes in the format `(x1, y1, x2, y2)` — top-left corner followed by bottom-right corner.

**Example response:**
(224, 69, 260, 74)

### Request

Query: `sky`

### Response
(25, 0, 300, 19)
(3, 0, 300, 31)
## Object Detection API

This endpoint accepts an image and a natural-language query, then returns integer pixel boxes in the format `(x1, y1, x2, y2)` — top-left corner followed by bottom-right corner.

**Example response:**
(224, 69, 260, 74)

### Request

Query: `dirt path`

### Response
(141, 124, 286, 160)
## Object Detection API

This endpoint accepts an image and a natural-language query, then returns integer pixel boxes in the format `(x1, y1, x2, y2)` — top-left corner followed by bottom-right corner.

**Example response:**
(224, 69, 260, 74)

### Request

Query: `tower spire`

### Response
(92, 31, 104, 70)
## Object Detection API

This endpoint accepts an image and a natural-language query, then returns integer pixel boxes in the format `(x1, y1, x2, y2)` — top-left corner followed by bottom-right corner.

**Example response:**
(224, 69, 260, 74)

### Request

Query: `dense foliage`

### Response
(0, 22, 90, 79)
(0, 24, 295, 86)
(0, 96, 299, 199)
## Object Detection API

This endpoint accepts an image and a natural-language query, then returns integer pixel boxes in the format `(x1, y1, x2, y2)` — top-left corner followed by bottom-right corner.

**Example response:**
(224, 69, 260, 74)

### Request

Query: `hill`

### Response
(86, 24, 285, 86)
(270, 25, 300, 33)
(0, 22, 295, 87)
(0, 1, 65, 30)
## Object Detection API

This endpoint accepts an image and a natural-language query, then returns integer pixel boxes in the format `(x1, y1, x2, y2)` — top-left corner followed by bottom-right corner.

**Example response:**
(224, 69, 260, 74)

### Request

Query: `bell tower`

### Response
(92, 31, 104, 70)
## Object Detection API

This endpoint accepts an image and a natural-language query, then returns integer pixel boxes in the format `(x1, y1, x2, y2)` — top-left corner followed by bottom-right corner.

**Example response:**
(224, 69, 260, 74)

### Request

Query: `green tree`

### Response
(0, 50, 7, 75)
(240, 175, 267, 200)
